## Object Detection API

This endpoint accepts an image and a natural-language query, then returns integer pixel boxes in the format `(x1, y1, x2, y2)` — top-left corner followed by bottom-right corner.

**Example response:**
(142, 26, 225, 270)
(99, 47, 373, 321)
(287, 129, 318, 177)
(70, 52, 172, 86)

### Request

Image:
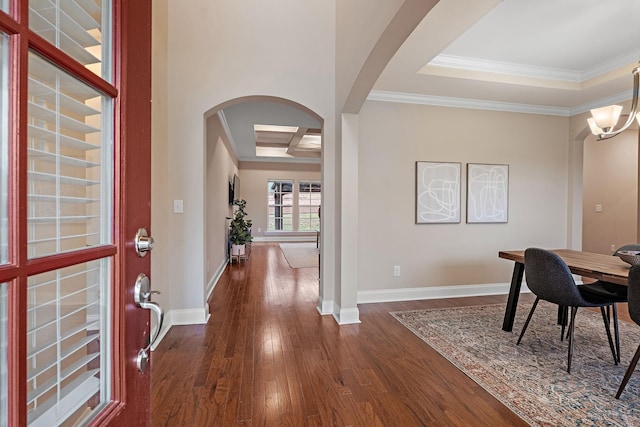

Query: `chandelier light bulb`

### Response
(587, 61, 640, 140)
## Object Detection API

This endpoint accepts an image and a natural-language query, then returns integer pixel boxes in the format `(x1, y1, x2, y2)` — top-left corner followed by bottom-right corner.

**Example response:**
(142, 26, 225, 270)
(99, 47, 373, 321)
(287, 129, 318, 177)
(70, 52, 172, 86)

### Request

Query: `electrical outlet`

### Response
(393, 265, 401, 277)
(258, 227, 262, 233)
(595, 204, 603, 212)
(611, 244, 616, 253)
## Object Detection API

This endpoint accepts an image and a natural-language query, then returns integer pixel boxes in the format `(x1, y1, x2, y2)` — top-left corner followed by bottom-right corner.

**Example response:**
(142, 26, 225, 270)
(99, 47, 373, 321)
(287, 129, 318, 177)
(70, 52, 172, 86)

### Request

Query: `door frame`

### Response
(0, 1, 153, 425)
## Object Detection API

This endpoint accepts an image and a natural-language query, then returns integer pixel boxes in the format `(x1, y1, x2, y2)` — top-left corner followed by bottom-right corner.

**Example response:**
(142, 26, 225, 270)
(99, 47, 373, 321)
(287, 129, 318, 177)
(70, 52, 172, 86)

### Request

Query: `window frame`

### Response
(267, 178, 321, 233)
(297, 180, 321, 232)
(267, 179, 293, 232)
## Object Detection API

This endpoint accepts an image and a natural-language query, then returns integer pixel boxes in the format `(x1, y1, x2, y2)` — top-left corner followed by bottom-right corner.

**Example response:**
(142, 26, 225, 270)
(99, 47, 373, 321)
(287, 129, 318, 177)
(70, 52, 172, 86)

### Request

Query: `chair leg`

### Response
(567, 306, 578, 373)
(616, 344, 640, 399)
(517, 297, 540, 345)
(612, 303, 621, 363)
(599, 306, 618, 365)
(560, 305, 568, 342)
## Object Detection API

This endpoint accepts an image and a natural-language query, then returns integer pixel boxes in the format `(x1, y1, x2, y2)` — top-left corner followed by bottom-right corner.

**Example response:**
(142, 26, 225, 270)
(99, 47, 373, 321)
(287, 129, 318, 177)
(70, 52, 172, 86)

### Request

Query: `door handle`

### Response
(134, 273, 164, 372)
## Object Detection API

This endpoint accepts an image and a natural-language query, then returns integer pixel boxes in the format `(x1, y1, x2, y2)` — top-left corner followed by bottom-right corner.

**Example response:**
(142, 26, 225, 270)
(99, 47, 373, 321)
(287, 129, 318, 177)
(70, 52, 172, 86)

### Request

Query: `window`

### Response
(268, 180, 293, 231)
(298, 181, 321, 231)
(267, 179, 321, 232)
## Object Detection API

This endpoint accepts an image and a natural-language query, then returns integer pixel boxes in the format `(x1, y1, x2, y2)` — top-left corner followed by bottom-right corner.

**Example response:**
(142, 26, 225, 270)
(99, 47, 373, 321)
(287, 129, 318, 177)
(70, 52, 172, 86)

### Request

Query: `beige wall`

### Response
(205, 115, 237, 293)
(582, 130, 638, 254)
(154, 0, 336, 316)
(239, 162, 321, 239)
(358, 100, 570, 292)
(152, 0, 629, 326)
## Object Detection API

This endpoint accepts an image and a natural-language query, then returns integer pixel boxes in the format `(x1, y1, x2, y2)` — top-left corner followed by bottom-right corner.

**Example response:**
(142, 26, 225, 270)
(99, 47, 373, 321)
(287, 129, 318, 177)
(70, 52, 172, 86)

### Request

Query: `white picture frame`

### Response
(415, 161, 461, 224)
(466, 163, 509, 223)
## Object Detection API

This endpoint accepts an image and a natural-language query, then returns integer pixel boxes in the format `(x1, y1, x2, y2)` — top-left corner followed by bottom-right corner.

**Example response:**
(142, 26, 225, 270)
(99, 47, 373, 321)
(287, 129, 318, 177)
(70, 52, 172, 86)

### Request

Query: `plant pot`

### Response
(231, 244, 246, 256)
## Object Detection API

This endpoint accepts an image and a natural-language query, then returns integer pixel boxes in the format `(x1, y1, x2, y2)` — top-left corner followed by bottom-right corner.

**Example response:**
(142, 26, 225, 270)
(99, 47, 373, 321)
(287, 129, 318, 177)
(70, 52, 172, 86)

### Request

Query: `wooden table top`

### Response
(499, 249, 631, 286)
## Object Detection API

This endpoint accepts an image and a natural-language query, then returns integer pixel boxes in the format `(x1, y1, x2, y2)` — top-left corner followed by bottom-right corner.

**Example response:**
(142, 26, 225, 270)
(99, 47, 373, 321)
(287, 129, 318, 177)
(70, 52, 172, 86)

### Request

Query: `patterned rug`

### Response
(391, 302, 640, 426)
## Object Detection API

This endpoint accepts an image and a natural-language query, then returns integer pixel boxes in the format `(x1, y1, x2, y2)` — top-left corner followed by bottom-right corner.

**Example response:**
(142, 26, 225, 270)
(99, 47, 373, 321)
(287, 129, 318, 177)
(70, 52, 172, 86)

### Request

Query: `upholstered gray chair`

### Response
(615, 264, 640, 398)
(580, 244, 640, 362)
(517, 248, 619, 373)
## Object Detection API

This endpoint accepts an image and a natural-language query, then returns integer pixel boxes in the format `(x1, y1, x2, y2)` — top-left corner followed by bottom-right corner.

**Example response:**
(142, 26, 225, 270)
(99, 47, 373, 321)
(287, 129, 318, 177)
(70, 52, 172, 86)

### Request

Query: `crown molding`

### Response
(217, 110, 239, 158)
(426, 55, 580, 82)
(368, 89, 634, 117)
(570, 90, 634, 116)
(428, 53, 640, 83)
(367, 90, 571, 116)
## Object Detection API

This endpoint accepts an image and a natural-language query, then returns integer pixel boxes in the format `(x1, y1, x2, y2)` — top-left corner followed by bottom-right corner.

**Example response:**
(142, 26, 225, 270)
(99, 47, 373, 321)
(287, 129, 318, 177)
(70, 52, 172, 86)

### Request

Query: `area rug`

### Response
(391, 302, 640, 426)
(278, 242, 319, 268)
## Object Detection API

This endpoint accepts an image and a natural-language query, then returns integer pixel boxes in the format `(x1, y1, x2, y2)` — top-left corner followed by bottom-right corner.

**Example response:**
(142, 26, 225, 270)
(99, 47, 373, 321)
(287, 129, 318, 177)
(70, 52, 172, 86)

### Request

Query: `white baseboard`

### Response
(316, 297, 334, 315)
(357, 282, 532, 304)
(151, 305, 211, 351)
(206, 258, 229, 300)
(332, 303, 361, 324)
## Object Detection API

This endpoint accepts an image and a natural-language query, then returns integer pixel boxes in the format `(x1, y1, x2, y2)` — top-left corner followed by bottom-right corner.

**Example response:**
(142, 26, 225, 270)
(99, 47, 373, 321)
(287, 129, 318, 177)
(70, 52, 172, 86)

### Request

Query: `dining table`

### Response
(499, 249, 631, 331)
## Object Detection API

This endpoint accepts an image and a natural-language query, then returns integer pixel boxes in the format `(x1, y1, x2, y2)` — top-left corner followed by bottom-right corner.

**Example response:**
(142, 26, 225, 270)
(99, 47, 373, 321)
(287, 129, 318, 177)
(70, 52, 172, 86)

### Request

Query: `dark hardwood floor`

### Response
(151, 242, 625, 426)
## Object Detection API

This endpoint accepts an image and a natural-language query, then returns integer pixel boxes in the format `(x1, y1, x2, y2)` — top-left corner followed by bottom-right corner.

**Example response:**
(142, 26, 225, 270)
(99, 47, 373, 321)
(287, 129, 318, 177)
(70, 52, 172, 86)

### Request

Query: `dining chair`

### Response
(616, 264, 640, 398)
(580, 244, 640, 362)
(517, 248, 619, 373)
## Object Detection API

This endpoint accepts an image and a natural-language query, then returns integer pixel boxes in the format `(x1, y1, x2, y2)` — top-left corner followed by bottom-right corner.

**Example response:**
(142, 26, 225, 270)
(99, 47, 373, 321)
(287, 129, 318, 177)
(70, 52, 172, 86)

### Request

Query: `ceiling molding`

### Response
(217, 110, 239, 157)
(286, 127, 307, 155)
(368, 90, 634, 117)
(570, 90, 634, 116)
(367, 90, 572, 116)
(426, 53, 640, 84)
(581, 52, 640, 81)
(425, 55, 581, 82)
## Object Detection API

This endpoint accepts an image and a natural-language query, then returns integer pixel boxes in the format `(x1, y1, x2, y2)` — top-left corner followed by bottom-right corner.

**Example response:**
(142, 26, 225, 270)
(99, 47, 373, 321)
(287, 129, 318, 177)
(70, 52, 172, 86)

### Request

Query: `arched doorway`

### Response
(202, 96, 325, 303)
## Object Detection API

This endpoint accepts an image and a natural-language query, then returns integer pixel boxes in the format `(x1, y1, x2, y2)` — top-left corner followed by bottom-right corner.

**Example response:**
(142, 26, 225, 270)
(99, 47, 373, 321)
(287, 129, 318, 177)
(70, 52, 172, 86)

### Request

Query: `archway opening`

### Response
(202, 96, 325, 302)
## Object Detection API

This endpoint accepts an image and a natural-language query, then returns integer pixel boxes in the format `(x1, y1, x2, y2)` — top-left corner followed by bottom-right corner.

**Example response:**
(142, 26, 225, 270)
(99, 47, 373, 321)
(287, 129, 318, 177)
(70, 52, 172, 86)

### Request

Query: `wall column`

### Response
(337, 113, 360, 324)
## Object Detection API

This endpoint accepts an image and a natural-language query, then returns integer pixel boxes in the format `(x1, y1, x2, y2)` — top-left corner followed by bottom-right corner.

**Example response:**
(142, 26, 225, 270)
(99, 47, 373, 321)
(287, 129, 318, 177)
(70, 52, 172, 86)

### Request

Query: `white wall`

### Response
(357, 100, 570, 295)
(239, 162, 321, 240)
(205, 115, 237, 295)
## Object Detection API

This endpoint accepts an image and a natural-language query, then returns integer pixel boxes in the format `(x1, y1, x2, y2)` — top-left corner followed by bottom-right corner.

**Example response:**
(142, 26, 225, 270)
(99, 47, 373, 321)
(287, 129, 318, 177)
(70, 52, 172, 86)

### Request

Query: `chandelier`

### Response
(587, 62, 640, 140)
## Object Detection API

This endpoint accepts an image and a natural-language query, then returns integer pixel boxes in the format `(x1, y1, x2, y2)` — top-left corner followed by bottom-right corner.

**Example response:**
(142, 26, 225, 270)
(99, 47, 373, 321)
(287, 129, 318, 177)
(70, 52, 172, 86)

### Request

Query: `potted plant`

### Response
(229, 199, 253, 258)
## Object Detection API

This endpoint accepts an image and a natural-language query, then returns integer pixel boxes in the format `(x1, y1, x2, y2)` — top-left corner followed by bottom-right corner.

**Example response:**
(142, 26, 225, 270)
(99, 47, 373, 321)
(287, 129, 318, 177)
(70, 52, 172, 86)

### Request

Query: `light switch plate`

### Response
(173, 199, 184, 214)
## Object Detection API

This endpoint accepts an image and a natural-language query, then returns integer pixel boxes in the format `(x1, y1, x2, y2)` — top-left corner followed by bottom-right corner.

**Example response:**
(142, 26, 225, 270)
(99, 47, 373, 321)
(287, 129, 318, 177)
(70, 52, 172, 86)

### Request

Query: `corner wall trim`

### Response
(151, 305, 211, 351)
(332, 303, 361, 325)
(316, 297, 334, 315)
(337, 308, 361, 325)
(357, 282, 531, 304)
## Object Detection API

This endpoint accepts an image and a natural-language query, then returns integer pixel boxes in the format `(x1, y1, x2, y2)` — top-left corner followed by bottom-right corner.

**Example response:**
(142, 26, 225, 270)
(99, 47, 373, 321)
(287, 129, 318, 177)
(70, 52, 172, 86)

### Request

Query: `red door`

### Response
(0, 1, 154, 425)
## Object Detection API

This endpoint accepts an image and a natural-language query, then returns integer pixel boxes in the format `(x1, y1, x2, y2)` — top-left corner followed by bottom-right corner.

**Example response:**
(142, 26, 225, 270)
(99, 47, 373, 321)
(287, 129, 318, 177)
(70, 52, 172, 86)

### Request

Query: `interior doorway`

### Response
(202, 97, 324, 301)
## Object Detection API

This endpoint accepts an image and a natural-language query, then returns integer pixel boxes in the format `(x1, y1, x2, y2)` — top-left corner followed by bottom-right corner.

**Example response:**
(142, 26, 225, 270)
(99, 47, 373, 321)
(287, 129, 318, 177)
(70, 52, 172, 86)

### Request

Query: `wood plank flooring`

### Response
(151, 242, 625, 426)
